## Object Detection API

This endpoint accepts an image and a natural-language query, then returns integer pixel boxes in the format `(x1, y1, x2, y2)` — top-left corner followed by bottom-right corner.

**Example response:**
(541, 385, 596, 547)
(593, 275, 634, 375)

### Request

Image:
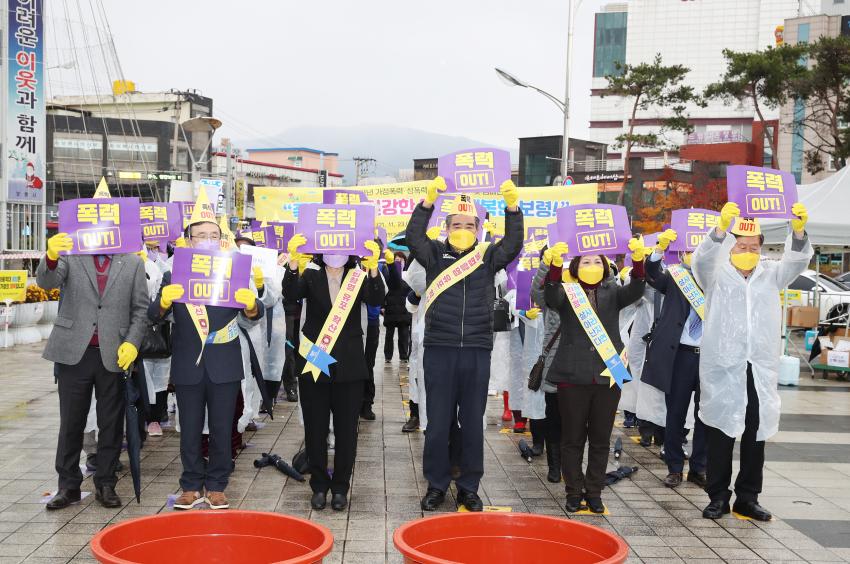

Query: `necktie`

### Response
(688, 308, 702, 340)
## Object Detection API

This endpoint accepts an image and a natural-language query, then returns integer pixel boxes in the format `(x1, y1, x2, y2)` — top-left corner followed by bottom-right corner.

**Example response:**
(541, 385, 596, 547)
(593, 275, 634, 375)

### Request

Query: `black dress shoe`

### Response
(585, 497, 605, 514)
(420, 488, 445, 511)
(687, 471, 707, 488)
(664, 472, 683, 488)
(402, 417, 420, 433)
(331, 493, 347, 511)
(456, 490, 483, 512)
(702, 499, 731, 519)
(95, 485, 121, 508)
(311, 491, 327, 510)
(733, 500, 772, 521)
(530, 443, 544, 457)
(360, 406, 376, 421)
(46, 489, 81, 510)
(565, 495, 583, 513)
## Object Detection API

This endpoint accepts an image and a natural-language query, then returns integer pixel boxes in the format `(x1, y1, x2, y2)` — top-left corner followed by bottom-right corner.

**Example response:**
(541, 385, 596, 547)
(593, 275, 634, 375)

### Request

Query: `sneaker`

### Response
(173, 491, 205, 510)
(206, 491, 229, 510)
(147, 422, 163, 436)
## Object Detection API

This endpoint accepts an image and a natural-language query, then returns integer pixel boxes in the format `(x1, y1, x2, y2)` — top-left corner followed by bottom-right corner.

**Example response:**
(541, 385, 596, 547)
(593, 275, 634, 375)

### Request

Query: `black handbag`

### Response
(139, 321, 172, 359)
(492, 287, 514, 332)
(528, 325, 562, 391)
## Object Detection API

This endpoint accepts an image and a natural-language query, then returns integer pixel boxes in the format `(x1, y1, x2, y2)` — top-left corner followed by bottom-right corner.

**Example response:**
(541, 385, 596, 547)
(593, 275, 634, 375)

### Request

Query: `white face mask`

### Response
(323, 254, 348, 268)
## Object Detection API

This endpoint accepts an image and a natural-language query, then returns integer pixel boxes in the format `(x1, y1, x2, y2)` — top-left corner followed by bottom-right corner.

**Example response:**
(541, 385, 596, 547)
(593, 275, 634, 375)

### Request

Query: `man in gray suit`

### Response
(37, 231, 149, 509)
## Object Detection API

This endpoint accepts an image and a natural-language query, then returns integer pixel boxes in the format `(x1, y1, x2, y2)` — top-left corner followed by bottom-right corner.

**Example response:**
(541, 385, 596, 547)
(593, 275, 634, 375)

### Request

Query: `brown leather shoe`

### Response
(206, 491, 229, 510)
(664, 472, 683, 488)
(173, 490, 205, 510)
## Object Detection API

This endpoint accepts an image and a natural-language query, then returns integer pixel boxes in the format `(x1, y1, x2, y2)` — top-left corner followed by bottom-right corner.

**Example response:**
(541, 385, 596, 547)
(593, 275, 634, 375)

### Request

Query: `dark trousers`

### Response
(283, 315, 301, 388)
(544, 392, 562, 449)
(664, 347, 707, 474)
(175, 373, 240, 492)
(147, 390, 168, 424)
(364, 324, 380, 407)
(705, 364, 764, 504)
(558, 384, 621, 498)
(422, 346, 491, 493)
(55, 347, 125, 490)
(384, 324, 411, 361)
(299, 377, 364, 495)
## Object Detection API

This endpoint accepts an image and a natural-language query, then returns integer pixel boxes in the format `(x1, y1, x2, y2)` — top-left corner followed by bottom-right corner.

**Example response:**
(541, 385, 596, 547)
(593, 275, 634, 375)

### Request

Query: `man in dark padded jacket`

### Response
(405, 176, 523, 512)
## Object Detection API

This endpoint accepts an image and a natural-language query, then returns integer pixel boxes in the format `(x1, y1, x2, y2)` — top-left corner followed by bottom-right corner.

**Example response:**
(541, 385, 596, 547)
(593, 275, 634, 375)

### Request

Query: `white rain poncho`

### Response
(258, 264, 287, 384)
(519, 313, 546, 420)
(693, 231, 812, 441)
(238, 270, 279, 432)
(403, 260, 428, 429)
(143, 256, 171, 402)
(490, 271, 513, 392)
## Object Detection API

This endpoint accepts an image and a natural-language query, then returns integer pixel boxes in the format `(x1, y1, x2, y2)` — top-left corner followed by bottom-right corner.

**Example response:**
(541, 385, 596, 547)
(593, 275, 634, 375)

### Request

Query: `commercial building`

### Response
(589, 0, 800, 165)
(518, 135, 607, 186)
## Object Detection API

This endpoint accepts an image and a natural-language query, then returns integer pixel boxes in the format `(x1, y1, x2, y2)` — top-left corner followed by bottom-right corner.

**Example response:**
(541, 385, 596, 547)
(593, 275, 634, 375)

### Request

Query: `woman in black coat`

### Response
(383, 251, 412, 363)
(544, 243, 646, 514)
(283, 236, 385, 511)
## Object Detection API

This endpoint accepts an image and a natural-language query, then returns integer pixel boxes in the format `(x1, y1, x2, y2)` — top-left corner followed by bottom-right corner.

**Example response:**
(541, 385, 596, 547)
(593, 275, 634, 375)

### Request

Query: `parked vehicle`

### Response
(788, 270, 850, 325)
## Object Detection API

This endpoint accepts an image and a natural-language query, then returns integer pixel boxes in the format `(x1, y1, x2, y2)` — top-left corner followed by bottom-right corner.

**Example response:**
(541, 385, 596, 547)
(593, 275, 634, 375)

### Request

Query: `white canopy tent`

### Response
(762, 166, 850, 246)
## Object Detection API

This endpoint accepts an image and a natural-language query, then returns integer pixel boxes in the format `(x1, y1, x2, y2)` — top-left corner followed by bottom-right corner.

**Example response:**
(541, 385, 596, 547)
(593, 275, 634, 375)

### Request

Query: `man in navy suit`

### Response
(149, 218, 263, 510)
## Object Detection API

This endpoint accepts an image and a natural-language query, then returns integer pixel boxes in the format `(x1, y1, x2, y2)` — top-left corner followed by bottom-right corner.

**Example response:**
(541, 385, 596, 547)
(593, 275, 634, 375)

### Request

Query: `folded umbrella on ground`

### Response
(518, 439, 534, 463)
(254, 453, 306, 482)
(605, 466, 638, 486)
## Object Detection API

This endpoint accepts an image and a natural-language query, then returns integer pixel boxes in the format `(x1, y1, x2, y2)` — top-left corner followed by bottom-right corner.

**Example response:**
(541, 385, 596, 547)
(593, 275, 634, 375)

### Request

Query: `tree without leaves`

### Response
(704, 45, 807, 170)
(603, 54, 703, 209)
(787, 36, 850, 175)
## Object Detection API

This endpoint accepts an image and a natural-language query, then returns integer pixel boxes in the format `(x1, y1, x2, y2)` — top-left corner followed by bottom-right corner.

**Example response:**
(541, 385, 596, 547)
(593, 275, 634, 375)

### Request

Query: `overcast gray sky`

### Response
(99, 1, 610, 148)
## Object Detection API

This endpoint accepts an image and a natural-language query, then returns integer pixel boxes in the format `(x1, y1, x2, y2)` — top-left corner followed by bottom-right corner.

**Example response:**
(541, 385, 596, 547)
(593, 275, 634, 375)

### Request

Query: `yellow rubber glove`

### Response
(252, 266, 264, 290)
(483, 220, 497, 237)
(384, 249, 395, 264)
(287, 233, 307, 264)
(424, 176, 447, 205)
(173, 237, 187, 248)
(524, 307, 540, 320)
(629, 237, 650, 262)
(297, 254, 313, 274)
(426, 226, 443, 240)
(500, 179, 519, 209)
(159, 283, 184, 310)
(543, 242, 570, 267)
(134, 248, 147, 261)
(791, 202, 808, 233)
(362, 241, 380, 270)
(719, 202, 740, 232)
(656, 228, 678, 252)
(46, 232, 73, 261)
(116, 342, 138, 371)
(235, 288, 257, 312)
(619, 266, 633, 281)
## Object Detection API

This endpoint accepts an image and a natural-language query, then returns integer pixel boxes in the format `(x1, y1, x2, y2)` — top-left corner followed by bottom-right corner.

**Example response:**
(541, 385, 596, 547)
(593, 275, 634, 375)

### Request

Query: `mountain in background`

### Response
(232, 124, 517, 184)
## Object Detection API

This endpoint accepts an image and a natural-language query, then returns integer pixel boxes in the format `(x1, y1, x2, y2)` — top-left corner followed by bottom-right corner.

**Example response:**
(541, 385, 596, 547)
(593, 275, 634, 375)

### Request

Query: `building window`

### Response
(593, 12, 627, 78)
(524, 154, 553, 186)
(762, 126, 775, 167)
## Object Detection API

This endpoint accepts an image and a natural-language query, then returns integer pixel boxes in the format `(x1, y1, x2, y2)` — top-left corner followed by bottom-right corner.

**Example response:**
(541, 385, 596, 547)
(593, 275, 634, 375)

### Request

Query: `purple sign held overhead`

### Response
(140, 203, 182, 244)
(669, 208, 721, 252)
(58, 197, 143, 255)
(727, 165, 798, 219)
(296, 203, 376, 256)
(515, 270, 535, 311)
(251, 221, 294, 251)
(171, 247, 252, 309)
(556, 204, 631, 256)
(174, 201, 195, 229)
(438, 148, 511, 193)
(323, 189, 368, 205)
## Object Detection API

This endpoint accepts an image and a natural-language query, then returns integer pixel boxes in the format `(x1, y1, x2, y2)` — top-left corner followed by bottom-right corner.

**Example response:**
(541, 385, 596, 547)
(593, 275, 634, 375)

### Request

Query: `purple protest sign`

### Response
(727, 165, 798, 219)
(517, 229, 547, 272)
(669, 208, 721, 252)
(297, 203, 376, 255)
(171, 247, 252, 309)
(322, 189, 368, 205)
(58, 197, 143, 255)
(506, 259, 519, 291)
(252, 221, 294, 251)
(438, 148, 511, 193)
(516, 270, 535, 311)
(140, 202, 181, 244)
(376, 226, 388, 247)
(426, 195, 487, 239)
(174, 201, 195, 229)
(556, 204, 631, 256)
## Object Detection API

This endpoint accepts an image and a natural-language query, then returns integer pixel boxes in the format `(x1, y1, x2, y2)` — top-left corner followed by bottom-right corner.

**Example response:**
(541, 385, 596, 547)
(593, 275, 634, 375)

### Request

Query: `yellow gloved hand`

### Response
(297, 254, 313, 274)
(235, 288, 257, 312)
(543, 242, 569, 267)
(424, 176, 447, 205)
(362, 241, 381, 270)
(173, 237, 187, 248)
(252, 266, 264, 289)
(562, 269, 576, 283)
(619, 266, 633, 281)
(483, 220, 497, 237)
(159, 283, 184, 310)
(384, 249, 395, 264)
(656, 228, 678, 252)
(524, 307, 540, 320)
(116, 342, 138, 371)
(426, 226, 443, 240)
(287, 233, 307, 264)
(719, 202, 740, 232)
(500, 179, 519, 209)
(629, 237, 650, 262)
(791, 202, 808, 233)
(46, 232, 73, 261)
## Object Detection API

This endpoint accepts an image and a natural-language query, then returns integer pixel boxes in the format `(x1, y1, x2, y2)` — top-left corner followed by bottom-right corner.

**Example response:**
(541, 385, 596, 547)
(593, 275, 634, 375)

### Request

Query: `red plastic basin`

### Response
(393, 513, 628, 564)
(90, 510, 334, 564)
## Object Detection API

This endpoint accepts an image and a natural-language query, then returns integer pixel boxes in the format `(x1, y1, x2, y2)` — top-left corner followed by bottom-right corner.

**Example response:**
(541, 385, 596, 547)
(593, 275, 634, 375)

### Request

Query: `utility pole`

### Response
(224, 138, 233, 216)
(353, 157, 376, 186)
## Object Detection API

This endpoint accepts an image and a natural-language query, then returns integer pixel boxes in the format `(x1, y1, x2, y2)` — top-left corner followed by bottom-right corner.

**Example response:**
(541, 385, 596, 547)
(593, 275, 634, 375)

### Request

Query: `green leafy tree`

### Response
(603, 54, 703, 208)
(704, 45, 807, 170)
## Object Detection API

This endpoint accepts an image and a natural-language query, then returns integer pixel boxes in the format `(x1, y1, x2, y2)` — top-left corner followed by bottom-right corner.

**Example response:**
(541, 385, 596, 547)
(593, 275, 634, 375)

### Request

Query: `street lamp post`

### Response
(496, 0, 582, 182)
